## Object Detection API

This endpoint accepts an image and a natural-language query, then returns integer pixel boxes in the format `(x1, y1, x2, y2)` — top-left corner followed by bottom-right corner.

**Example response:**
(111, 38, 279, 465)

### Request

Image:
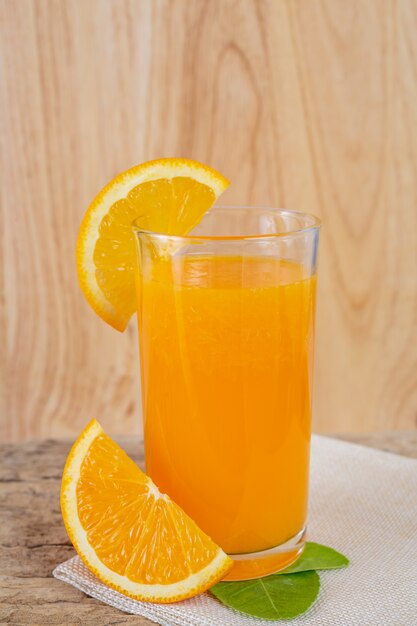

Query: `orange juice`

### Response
(137, 255, 316, 555)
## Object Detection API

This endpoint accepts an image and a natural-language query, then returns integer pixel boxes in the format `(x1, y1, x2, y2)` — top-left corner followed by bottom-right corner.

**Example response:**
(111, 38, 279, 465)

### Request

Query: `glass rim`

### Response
(132, 205, 321, 242)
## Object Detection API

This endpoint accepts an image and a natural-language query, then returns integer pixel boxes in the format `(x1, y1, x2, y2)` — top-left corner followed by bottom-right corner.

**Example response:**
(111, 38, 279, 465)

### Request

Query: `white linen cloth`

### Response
(53, 435, 417, 625)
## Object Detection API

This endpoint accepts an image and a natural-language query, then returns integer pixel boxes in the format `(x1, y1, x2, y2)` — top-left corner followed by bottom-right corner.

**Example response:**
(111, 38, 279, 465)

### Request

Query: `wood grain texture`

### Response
(1, 0, 416, 441)
(0, 438, 151, 625)
(0, 433, 415, 624)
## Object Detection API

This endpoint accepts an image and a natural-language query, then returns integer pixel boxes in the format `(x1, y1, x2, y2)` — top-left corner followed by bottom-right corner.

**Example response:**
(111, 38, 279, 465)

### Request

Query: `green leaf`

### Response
(210, 543, 349, 620)
(280, 542, 349, 574)
(211, 571, 320, 620)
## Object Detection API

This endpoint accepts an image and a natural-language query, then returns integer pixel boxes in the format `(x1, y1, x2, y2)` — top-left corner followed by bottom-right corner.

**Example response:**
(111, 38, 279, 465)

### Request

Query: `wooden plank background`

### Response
(1, 0, 416, 442)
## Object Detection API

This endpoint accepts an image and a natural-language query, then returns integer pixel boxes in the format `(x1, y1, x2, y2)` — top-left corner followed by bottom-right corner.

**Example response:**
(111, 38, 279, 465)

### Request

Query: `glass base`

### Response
(223, 527, 306, 581)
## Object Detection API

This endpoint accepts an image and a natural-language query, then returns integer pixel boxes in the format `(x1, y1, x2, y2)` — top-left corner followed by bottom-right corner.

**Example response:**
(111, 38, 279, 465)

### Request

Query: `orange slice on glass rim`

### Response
(61, 419, 233, 602)
(76, 158, 229, 331)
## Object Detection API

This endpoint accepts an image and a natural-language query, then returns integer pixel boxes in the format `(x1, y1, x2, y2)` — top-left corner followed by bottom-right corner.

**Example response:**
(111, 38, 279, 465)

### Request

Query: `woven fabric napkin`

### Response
(53, 435, 417, 625)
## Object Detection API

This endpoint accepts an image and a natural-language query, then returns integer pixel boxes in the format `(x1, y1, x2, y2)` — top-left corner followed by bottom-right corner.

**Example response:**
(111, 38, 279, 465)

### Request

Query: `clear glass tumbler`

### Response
(133, 207, 320, 580)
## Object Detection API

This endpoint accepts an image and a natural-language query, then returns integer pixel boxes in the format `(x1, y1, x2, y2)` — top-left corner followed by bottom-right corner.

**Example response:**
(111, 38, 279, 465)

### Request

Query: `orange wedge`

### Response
(61, 420, 233, 602)
(76, 158, 229, 331)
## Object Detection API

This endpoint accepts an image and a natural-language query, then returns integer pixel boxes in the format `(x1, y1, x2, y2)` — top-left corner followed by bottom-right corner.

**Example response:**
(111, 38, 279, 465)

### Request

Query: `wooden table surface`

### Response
(1, 432, 416, 625)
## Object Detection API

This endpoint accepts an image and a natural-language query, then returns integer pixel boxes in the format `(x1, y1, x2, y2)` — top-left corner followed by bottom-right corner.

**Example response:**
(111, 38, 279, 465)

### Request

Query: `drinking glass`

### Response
(133, 207, 320, 580)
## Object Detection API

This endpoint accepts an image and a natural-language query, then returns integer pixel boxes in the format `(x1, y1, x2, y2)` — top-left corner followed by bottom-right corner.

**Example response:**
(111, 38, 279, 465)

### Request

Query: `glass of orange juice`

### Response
(133, 207, 320, 580)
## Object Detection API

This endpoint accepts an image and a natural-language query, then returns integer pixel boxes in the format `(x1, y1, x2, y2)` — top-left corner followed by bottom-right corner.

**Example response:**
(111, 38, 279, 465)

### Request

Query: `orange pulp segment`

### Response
(60, 419, 233, 602)
(76, 158, 229, 330)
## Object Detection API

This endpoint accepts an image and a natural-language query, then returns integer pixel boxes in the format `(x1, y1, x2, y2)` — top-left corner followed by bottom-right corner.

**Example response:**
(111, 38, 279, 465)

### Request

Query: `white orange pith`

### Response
(60, 419, 233, 603)
(76, 158, 229, 331)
